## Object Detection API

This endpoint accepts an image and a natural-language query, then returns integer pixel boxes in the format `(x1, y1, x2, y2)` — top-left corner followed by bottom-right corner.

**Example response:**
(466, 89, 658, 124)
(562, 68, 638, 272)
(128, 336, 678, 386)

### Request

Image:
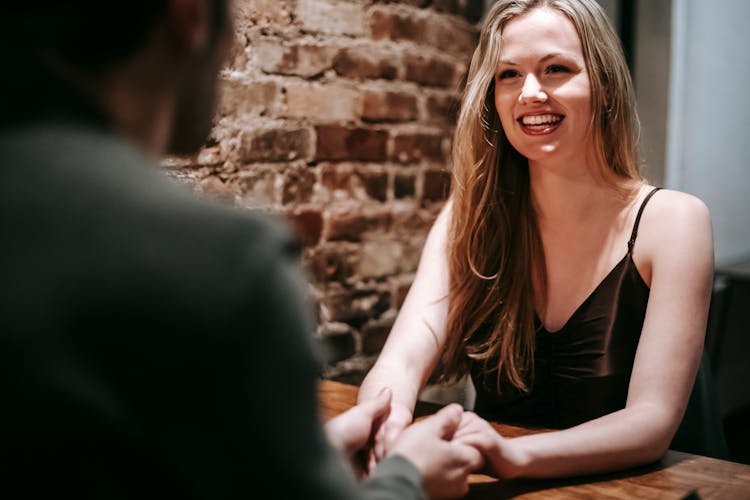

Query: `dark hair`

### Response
(3, 1, 229, 71)
(1, 2, 169, 70)
(1, 1, 230, 130)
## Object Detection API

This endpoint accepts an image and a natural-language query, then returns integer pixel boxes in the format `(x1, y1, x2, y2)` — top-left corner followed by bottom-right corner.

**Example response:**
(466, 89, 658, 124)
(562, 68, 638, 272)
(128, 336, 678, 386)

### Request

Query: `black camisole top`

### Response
(470, 187, 662, 429)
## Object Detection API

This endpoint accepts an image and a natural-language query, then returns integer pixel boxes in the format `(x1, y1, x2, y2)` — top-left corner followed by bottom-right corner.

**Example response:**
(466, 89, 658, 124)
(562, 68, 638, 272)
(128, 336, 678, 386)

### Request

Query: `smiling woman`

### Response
(357, 0, 715, 480)
(493, 8, 592, 163)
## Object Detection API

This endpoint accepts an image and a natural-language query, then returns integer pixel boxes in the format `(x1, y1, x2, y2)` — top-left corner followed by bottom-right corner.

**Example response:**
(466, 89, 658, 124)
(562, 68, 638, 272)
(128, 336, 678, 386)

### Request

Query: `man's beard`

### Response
(167, 53, 222, 156)
(167, 0, 231, 156)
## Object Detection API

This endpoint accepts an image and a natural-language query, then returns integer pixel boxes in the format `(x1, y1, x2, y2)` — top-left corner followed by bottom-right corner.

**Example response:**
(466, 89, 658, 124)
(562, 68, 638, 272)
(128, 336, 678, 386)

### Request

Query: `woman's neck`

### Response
(528, 158, 625, 229)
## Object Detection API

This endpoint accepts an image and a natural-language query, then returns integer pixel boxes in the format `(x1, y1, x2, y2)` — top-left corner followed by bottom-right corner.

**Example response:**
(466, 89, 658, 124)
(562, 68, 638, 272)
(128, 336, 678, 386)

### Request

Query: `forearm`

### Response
(358, 359, 422, 414)
(503, 404, 674, 478)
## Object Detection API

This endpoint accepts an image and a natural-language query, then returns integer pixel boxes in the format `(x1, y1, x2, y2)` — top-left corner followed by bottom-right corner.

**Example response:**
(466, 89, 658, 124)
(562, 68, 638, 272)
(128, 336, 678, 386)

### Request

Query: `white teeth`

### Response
(521, 114, 562, 126)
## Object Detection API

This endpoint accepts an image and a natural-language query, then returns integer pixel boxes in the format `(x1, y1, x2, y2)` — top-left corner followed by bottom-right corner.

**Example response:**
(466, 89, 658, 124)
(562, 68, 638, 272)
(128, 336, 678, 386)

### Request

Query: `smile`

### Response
(517, 113, 564, 134)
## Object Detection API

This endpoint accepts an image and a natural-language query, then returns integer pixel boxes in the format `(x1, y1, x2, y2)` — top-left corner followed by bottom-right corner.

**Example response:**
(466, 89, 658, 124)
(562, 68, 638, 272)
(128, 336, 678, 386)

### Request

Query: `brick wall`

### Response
(164, 0, 481, 384)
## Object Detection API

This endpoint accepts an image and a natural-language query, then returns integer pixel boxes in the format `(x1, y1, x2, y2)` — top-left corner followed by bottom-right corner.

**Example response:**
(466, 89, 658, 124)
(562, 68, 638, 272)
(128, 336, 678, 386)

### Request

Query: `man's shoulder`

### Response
(0, 123, 302, 303)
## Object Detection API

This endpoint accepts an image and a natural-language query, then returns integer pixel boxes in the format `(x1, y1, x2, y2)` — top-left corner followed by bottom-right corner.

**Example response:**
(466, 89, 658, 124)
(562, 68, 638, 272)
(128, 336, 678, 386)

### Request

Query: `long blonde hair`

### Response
(441, 0, 643, 391)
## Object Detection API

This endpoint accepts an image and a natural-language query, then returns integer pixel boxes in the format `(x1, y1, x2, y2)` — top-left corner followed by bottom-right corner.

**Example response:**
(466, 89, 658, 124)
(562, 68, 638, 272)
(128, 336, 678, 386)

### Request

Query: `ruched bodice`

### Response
(470, 188, 661, 428)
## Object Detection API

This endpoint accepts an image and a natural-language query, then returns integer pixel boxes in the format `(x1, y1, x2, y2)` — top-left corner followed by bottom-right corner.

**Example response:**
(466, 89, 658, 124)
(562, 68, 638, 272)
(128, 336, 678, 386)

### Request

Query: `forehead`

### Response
(499, 7, 583, 61)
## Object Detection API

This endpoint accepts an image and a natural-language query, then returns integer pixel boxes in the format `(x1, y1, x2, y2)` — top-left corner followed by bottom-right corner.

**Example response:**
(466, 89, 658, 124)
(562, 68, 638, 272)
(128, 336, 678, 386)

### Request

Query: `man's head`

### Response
(1, 0, 233, 155)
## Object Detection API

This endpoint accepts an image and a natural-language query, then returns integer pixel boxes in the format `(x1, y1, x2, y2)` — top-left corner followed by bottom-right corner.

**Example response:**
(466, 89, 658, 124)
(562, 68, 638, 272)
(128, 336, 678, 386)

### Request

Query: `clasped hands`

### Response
(325, 388, 517, 499)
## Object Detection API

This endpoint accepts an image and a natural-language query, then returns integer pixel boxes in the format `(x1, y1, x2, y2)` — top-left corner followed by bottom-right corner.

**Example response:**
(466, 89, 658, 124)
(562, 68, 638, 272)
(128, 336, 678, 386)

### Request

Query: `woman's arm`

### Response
(456, 191, 714, 478)
(358, 202, 455, 452)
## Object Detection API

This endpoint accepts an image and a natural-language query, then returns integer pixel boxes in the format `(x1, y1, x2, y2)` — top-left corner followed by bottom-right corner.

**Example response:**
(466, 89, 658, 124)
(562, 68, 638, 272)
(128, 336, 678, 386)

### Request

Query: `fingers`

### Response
(453, 411, 483, 439)
(422, 403, 463, 440)
(371, 387, 393, 420)
(373, 404, 411, 462)
(367, 447, 378, 474)
(422, 443, 483, 500)
(373, 422, 388, 461)
(455, 443, 485, 472)
(357, 387, 392, 421)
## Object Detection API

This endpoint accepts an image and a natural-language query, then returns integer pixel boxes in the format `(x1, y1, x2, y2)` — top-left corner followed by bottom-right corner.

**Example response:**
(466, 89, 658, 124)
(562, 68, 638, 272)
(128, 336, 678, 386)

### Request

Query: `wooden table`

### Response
(320, 380, 750, 499)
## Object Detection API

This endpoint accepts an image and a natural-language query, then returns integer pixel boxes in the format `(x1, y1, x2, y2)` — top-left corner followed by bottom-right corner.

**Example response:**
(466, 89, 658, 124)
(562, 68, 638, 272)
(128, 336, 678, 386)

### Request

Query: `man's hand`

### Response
(452, 411, 525, 479)
(389, 404, 485, 499)
(325, 387, 392, 477)
(369, 399, 413, 469)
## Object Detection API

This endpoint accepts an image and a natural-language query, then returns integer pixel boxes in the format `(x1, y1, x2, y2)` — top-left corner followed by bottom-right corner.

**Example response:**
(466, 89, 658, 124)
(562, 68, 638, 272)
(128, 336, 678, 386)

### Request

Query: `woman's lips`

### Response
(517, 113, 564, 135)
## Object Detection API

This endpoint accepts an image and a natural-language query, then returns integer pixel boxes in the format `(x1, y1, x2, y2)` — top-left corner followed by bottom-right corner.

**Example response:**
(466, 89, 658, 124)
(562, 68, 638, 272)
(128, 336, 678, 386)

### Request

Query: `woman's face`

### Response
(494, 7, 592, 165)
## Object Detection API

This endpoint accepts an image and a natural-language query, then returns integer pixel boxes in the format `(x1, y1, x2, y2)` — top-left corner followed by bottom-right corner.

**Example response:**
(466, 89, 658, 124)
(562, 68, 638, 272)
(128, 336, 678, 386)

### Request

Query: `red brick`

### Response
(392, 276, 415, 309)
(389, 0, 425, 6)
(358, 170, 388, 202)
(430, 0, 461, 15)
(282, 167, 317, 205)
(237, 0, 293, 27)
(357, 239, 404, 278)
(196, 145, 224, 166)
(422, 12, 477, 56)
(392, 133, 444, 163)
(361, 90, 418, 122)
(333, 47, 399, 80)
(296, 0, 366, 36)
(394, 173, 416, 199)
(392, 208, 440, 235)
(197, 176, 237, 204)
(287, 210, 323, 247)
(305, 244, 358, 282)
(327, 211, 392, 242)
(318, 326, 356, 364)
(320, 165, 354, 193)
(282, 81, 359, 122)
(369, 6, 425, 42)
(322, 285, 391, 323)
(240, 127, 313, 162)
(423, 169, 452, 202)
(256, 41, 337, 78)
(226, 32, 250, 72)
(315, 126, 388, 162)
(217, 78, 282, 117)
(369, 7, 476, 57)
(404, 53, 459, 88)
(236, 169, 279, 207)
(424, 93, 461, 126)
(320, 165, 385, 202)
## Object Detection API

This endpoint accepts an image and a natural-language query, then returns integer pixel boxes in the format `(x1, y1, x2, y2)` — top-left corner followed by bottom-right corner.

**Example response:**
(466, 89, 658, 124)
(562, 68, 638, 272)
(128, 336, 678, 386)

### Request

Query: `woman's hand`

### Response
(452, 411, 526, 479)
(325, 387, 392, 478)
(370, 400, 414, 468)
(389, 404, 484, 499)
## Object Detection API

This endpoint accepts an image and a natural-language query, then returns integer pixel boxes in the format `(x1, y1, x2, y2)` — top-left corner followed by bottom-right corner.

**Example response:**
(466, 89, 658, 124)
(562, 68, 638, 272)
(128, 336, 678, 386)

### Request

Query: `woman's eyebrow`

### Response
(498, 52, 566, 66)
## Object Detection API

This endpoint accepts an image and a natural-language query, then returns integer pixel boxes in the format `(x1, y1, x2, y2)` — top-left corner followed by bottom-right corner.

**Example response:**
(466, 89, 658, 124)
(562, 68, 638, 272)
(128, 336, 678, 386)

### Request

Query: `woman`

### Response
(358, 0, 714, 479)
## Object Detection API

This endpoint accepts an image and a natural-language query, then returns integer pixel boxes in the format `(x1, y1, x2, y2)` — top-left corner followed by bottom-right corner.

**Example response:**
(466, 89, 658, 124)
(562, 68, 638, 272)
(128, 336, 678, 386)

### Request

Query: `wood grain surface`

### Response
(319, 379, 750, 499)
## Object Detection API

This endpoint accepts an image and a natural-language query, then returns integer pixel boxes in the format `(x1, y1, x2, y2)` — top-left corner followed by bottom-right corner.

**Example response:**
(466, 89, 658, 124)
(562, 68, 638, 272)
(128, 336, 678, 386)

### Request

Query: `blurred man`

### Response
(0, 1, 481, 498)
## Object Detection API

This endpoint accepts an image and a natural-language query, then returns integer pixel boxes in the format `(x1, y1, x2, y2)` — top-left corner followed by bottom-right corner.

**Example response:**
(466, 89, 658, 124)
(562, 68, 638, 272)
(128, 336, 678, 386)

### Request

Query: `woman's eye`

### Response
(546, 64, 570, 74)
(497, 69, 519, 80)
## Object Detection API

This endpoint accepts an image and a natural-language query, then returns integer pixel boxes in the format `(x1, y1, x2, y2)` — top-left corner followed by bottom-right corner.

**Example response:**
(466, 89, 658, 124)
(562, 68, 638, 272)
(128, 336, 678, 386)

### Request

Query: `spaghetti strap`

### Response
(628, 187, 662, 252)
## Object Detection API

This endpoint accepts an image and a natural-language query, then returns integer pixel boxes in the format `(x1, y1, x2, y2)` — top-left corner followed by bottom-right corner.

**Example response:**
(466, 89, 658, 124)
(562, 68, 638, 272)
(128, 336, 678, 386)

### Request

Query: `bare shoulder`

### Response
(637, 188, 713, 278)
(640, 188, 711, 237)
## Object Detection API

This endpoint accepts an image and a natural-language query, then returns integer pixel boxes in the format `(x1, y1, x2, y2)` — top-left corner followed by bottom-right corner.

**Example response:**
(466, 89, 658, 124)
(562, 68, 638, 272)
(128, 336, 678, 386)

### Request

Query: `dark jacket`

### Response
(0, 100, 422, 499)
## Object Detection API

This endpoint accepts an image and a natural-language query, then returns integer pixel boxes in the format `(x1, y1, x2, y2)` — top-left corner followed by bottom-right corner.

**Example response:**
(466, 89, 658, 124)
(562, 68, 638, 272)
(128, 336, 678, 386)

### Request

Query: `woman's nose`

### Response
(519, 74, 547, 103)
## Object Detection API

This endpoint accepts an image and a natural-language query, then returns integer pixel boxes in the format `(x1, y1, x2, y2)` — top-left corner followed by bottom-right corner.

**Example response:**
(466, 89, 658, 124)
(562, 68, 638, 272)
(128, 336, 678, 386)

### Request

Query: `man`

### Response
(0, 1, 481, 498)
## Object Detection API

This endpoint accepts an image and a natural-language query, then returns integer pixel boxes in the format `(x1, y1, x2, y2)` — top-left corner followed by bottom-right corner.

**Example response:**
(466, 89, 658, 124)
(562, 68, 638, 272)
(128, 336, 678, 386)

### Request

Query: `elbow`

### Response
(639, 417, 679, 465)
(627, 404, 679, 465)
(641, 438, 671, 464)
